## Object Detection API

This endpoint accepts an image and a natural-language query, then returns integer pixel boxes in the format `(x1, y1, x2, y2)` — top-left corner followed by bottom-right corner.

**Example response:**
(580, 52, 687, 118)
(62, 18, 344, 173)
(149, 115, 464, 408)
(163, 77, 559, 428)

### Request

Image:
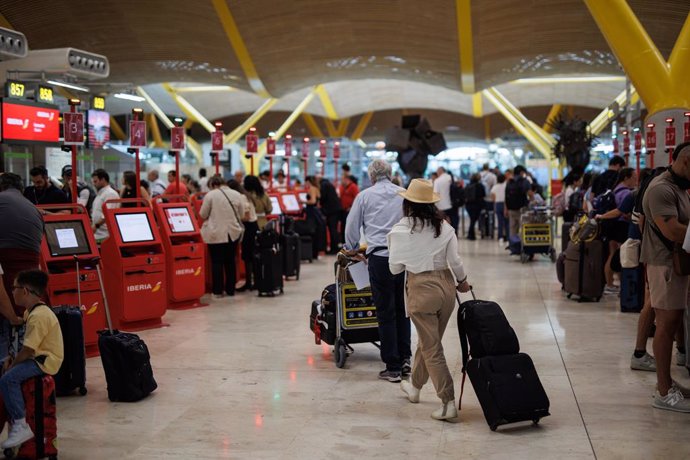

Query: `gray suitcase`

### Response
(561, 222, 573, 253)
(563, 240, 605, 302)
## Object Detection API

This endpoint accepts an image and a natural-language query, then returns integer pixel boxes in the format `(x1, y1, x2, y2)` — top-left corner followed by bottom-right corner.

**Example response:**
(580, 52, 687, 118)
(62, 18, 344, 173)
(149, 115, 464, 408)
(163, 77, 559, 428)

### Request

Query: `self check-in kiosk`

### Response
(278, 192, 303, 216)
(100, 198, 168, 330)
(39, 204, 107, 357)
(267, 194, 283, 220)
(152, 196, 207, 309)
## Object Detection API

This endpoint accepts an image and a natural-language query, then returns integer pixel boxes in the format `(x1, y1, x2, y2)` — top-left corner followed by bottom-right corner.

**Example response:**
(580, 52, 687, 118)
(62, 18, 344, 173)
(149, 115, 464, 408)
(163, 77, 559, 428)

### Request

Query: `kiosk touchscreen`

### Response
(100, 203, 168, 330)
(152, 200, 207, 310)
(268, 195, 283, 217)
(298, 192, 308, 203)
(39, 208, 107, 357)
(280, 193, 302, 214)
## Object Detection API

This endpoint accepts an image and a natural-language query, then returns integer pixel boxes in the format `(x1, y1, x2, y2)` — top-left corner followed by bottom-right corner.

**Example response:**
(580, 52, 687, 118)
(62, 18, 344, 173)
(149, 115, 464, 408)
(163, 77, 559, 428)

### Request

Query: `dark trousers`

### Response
(325, 213, 340, 254)
(443, 208, 459, 233)
(339, 210, 349, 245)
(368, 255, 411, 372)
(241, 222, 259, 288)
(208, 239, 238, 295)
(495, 202, 509, 240)
(466, 204, 483, 239)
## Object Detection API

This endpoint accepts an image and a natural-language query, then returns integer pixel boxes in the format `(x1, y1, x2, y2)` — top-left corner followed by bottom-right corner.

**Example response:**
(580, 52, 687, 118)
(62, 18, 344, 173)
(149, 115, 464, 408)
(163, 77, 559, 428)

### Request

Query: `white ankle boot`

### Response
(400, 380, 420, 403)
(431, 401, 458, 420)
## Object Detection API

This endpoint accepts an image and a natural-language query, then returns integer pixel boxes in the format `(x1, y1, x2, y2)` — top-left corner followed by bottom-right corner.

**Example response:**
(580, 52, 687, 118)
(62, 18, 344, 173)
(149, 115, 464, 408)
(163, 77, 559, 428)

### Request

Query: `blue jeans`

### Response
(0, 360, 43, 421)
(368, 255, 411, 372)
(495, 203, 509, 240)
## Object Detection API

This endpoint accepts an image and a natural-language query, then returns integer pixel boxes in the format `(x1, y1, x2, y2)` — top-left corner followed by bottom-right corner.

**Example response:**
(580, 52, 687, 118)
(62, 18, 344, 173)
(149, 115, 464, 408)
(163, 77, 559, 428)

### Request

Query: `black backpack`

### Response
(450, 182, 466, 208)
(505, 178, 527, 210)
(464, 183, 484, 205)
(77, 182, 97, 213)
(568, 190, 584, 213)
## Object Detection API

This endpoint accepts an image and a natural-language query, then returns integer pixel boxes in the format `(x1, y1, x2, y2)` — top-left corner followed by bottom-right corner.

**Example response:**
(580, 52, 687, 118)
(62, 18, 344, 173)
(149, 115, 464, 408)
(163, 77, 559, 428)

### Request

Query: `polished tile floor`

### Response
(47, 239, 690, 459)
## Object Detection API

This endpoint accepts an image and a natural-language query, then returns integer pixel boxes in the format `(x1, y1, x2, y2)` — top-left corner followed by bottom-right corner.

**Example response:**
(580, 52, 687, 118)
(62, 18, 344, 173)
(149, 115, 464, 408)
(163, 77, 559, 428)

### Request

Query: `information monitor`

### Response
(44, 220, 92, 257)
(269, 196, 282, 215)
(164, 207, 195, 233)
(282, 194, 301, 213)
(115, 213, 155, 243)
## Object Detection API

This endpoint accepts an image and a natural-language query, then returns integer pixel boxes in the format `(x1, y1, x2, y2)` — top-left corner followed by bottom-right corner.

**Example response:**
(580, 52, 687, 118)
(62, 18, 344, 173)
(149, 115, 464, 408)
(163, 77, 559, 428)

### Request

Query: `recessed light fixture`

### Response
(113, 93, 145, 102)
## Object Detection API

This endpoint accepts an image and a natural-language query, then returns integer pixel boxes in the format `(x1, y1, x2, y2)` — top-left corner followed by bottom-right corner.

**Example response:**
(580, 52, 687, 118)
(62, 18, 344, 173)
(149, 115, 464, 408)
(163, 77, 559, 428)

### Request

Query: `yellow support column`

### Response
(350, 112, 374, 141)
(110, 116, 127, 141)
(303, 113, 325, 138)
(669, 14, 690, 103)
(335, 118, 350, 137)
(225, 98, 279, 145)
(542, 104, 563, 134)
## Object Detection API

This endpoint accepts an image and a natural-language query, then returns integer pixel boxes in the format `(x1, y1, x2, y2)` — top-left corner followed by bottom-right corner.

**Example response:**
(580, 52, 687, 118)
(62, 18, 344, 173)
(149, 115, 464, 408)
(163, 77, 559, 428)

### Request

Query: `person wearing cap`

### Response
(345, 159, 411, 382)
(61, 165, 94, 212)
(387, 178, 470, 421)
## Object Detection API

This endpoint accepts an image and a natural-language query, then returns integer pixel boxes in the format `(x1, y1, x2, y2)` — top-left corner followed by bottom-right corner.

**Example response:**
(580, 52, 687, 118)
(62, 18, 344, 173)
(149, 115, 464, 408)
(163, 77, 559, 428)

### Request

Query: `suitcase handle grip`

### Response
(53, 288, 78, 295)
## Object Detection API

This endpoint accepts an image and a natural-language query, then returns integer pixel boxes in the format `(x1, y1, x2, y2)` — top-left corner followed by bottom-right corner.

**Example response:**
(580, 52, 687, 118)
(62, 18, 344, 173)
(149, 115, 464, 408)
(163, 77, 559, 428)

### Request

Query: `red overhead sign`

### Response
(246, 133, 258, 154)
(333, 142, 341, 159)
(266, 137, 276, 156)
(63, 112, 84, 145)
(211, 131, 223, 152)
(302, 138, 310, 159)
(171, 126, 185, 151)
(284, 136, 293, 157)
(1, 101, 59, 143)
(129, 120, 146, 147)
(665, 119, 676, 148)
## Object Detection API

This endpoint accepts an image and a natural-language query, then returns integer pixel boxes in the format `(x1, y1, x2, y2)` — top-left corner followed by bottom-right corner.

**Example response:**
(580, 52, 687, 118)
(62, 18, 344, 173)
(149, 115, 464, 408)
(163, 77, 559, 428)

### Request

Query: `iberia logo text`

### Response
(175, 267, 202, 276)
(127, 281, 162, 293)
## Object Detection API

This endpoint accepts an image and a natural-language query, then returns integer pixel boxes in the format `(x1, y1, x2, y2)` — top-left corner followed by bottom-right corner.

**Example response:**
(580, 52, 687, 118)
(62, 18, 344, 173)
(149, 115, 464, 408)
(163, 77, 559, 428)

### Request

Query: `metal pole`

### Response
(70, 104, 78, 204)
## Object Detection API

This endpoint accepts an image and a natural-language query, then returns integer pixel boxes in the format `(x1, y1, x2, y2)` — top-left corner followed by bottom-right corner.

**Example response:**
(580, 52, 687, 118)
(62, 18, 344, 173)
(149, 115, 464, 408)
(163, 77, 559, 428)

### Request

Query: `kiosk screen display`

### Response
(282, 194, 301, 212)
(44, 220, 91, 256)
(298, 192, 308, 203)
(115, 213, 155, 243)
(165, 207, 195, 233)
(269, 196, 282, 215)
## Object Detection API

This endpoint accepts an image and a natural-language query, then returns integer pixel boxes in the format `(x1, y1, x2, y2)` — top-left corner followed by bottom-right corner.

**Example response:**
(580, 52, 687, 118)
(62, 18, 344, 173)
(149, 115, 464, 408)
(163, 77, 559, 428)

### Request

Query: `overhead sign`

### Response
(284, 136, 293, 157)
(63, 112, 84, 145)
(171, 126, 185, 151)
(5, 79, 26, 99)
(333, 142, 341, 159)
(129, 120, 146, 147)
(211, 131, 224, 152)
(92, 96, 106, 111)
(266, 137, 276, 156)
(665, 123, 676, 149)
(246, 133, 258, 154)
(319, 140, 327, 157)
(302, 138, 310, 159)
(37, 85, 54, 104)
(634, 132, 642, 152)
(1, 101, 59, 143)
(646, 126, 656, 152)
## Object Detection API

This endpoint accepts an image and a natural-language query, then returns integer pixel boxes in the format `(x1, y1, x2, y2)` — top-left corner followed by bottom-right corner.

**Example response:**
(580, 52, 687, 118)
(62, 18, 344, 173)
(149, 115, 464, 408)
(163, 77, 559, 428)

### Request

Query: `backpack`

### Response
(552, 192, 566, 217)
(464, 183, 484, 205)
(592, 189, 617, 216)
(77, 182, 97, 213)
(505, 178, 528, 210)
(568, 190, 584, 214)
(450, 182, 466, 208)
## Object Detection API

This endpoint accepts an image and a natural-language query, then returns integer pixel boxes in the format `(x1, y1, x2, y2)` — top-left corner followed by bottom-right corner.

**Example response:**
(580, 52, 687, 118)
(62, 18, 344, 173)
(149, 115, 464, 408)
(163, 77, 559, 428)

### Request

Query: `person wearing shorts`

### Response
(641, 142, 690, 412)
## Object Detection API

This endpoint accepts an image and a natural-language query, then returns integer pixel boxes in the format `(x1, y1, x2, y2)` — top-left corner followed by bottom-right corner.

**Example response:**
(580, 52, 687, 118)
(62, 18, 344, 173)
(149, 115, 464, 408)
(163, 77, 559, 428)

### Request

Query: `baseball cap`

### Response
(61, 165, 73, 177)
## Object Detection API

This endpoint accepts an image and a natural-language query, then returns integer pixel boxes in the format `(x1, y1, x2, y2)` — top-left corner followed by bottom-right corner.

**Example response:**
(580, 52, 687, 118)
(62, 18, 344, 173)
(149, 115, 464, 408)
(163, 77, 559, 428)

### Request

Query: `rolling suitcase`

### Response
(0, 375, 59, 459)
(52, 306, 87, 396)
(299, 235, 313, 263)
(561, 222, 573, 252)
(620, 266, 645, 312)
(479, 209, 494, 239)
(457, 290, 549, 431)
(95, 262, 157, 402)
(563, 240, 605, 302)
(556, 252, 566, 286)
(254, 222, 284, 297)
(281, 232, 301, 280)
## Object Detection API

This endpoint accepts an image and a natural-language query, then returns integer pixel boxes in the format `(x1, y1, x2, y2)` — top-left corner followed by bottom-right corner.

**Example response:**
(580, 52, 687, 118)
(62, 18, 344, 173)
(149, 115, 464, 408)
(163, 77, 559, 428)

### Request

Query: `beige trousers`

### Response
(508, 209, 522, 238)
(406, 269, 456, 403)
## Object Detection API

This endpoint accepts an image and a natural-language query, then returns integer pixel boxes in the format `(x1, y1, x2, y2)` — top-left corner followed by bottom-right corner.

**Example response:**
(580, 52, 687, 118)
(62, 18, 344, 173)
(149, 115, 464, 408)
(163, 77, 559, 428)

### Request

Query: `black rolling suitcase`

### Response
(53, 306, 87, 396)
(95, 261, 157, 402)
(255, 222, 284, 296)
(620, 266, 645, 312)
(281, 232, 301, 280)
(457, 290, 550, 431)
(479, 209, 494, 239)
(294, 219, 315, 262)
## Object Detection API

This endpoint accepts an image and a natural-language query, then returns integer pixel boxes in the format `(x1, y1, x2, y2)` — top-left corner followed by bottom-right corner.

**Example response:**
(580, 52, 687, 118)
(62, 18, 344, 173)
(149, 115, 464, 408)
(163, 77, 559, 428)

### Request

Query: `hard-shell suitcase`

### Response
(0, 375, 59, 459)
(254, 247, 284, 297)
(299, 235, 313, 263)
(556, 252, 566, 286)
(95, 262, 157, 402)
(281, 232, 301, 280)
(52, 305, 87, 396)
(561, 222, 573, 252)
(465, 353, 550, 431)
(563, 240, 605, 302)
(620, 266, 645, 312)
(479, 209, 494, 239)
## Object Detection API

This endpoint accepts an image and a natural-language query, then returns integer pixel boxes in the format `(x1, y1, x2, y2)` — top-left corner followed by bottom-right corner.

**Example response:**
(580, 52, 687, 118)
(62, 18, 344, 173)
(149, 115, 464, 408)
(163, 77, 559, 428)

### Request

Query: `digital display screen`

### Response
(115, 213, 154, 243)
(1, 101, 60, 143)
(269, 196, 282, 215)
(281, 194, 301, 212)
(298, 192, 308, 202)
(87, 109, 110, 149)
(44, 220, 91, 257)
(165, 207, 195, 233)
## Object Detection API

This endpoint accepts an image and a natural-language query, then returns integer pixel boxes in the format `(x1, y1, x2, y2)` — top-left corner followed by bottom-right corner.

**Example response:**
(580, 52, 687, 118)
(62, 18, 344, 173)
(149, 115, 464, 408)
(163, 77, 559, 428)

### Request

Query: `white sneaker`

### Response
(431, 401, 458, 420)
(400, 380, 420, 403)
(604, 285, 620, 295)
(630, 353, 656, 372)
(677, 351, 687, 367)
(652, 387, 690, 413)
(2, 419, 34, 449)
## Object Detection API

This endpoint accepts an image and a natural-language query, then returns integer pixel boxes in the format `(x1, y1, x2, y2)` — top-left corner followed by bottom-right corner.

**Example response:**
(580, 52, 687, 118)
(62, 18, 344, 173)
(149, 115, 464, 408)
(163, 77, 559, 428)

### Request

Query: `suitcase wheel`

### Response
(533, 418, 540, 425)
(334, 339, 347, 368)
(79, 386, 88, 396)
(490, 424, 498, 432)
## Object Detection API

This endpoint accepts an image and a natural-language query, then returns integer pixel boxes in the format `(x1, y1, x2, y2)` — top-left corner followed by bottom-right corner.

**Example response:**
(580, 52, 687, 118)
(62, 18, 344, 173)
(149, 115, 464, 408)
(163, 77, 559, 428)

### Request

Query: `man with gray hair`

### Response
(345, 159, 411, 382)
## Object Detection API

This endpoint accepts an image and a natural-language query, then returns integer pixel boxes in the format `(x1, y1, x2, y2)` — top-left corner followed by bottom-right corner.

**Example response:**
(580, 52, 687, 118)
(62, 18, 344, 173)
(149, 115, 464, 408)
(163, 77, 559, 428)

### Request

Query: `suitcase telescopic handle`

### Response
(94, 261, 114, 334)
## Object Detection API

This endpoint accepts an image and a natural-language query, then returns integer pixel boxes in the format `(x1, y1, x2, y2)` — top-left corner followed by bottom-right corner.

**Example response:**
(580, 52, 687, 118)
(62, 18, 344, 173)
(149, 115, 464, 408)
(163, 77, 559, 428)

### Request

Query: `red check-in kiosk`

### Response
(39, 204, 107, 357)
(278, 192, 303, 216)
(100, 199, 168, 330)
(152, 196, 207, 309)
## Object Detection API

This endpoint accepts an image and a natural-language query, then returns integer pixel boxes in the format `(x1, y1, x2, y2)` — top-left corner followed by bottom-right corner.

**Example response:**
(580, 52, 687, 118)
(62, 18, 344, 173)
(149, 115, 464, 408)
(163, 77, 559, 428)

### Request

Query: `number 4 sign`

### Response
(129, 120, 147, 147)
(63, 112, 84, 145)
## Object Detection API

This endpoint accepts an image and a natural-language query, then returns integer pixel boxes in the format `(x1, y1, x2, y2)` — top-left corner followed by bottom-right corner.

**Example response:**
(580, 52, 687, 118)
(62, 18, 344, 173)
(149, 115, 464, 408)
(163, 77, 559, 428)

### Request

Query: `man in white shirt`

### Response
(433, 167, 452, 222)
(90, 169, 120, 242)
(198, 168, 209, 193)
(480, 164, 497, 236)
(147, 170, 167, 197)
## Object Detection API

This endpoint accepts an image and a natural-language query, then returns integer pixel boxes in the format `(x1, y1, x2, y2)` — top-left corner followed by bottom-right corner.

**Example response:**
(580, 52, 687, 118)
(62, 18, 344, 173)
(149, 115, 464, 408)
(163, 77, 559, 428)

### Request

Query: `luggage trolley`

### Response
(519, 206, 557, 264)
(311, 254, 380, 368)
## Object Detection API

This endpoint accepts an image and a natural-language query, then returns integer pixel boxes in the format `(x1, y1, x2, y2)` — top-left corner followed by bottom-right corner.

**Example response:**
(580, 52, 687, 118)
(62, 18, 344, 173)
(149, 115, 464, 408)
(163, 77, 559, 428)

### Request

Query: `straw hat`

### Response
(398, 178, 440, 204)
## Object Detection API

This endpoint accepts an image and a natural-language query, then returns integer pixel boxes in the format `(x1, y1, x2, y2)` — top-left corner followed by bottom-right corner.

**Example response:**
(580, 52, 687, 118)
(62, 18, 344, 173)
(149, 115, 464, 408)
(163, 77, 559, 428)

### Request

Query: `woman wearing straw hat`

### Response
(387, 178, 470, 421)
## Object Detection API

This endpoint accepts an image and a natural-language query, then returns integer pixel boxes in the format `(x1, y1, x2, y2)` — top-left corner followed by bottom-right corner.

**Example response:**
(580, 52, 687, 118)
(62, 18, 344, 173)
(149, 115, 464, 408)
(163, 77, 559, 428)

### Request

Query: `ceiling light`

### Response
(113, 93, 145, 102)
(46, 79, 89, 92)
(512, 76, 626, 84)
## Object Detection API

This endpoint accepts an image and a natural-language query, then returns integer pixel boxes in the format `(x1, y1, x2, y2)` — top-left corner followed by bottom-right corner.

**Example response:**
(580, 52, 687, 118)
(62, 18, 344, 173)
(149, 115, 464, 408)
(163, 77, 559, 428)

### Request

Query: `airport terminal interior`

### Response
(0, 0, 689, 458)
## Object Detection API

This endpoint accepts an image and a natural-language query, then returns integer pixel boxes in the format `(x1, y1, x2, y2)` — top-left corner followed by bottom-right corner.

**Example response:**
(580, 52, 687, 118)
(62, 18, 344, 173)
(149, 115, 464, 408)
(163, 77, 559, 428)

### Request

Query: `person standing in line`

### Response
(165, 170, 189, 196)
(120, 170, 151, 206)
(480, 163, 497, 233)
(199, 168, 209, 193)
(0, 173, 41, 362)
(505, 165, 531, 238)
(339, 174, 360, 244)
(490, 173, 508, 243)
(388, 179, 470, 421)
(243, 175, 273, 230)
(302, 176, 326, 258)
(23, 166, 69, 206)
(319, 177, 342, 254)
(90, 169, 120, 243)
(199, 176, 246, 298)
(228, 179, 258, 292)
(433, 167, 453, 225)
(61, 165, 94, 212)
(147, 170, 167, 197)
(640, 142, 690, 412)
(463, 174, 485, 240)
(345, 159, 411, 382)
